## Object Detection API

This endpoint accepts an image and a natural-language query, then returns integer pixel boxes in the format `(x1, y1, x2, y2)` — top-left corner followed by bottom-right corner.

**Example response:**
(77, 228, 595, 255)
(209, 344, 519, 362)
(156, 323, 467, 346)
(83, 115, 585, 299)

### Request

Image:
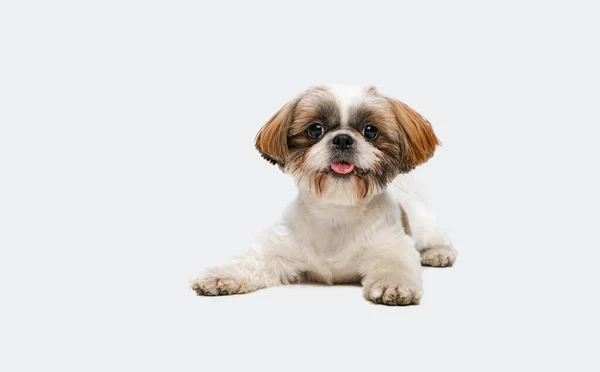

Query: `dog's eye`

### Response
(362, 125, 378, 140)
(307, 123, 325, 139)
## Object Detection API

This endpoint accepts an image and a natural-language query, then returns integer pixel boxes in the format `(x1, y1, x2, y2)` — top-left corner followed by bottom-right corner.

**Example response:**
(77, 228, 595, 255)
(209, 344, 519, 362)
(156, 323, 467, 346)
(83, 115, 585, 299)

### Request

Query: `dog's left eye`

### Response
(362, 125, 378, 140)
(307, 123, 325, 139)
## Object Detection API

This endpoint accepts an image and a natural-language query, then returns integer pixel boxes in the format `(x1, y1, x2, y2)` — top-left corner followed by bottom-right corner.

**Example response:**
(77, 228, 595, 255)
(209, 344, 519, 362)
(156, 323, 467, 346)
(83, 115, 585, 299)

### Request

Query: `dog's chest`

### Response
(298, 219, 369, 281)
(310, 223, 359, 253)
(288, 194, 398, 282)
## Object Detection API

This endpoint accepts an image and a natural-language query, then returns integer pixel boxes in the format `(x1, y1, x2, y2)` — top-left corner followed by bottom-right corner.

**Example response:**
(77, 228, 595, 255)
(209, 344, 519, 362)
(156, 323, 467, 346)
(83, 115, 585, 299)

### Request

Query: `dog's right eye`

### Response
(307, 123, 324, 139)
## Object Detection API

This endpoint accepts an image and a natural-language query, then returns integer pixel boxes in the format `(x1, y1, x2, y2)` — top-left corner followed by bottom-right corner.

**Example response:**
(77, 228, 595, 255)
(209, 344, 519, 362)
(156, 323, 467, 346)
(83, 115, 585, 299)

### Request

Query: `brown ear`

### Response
(255, 99, 298, 166)
(387, 98, 440, 172)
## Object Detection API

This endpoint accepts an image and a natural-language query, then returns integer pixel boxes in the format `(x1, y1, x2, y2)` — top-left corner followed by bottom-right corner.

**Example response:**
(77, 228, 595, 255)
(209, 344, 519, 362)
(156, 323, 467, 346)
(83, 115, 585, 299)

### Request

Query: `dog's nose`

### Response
(332, 134, 354, 150)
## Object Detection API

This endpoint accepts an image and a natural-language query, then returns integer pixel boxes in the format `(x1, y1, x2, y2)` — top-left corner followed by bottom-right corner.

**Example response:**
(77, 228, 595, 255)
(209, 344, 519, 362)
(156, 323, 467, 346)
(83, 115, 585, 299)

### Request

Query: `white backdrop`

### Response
(1, 1, 599, 371)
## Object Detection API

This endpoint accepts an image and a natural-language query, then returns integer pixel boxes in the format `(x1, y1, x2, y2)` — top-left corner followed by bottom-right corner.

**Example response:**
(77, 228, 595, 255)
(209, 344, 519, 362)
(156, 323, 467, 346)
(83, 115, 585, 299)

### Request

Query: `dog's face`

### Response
(255, 85, 439, 204)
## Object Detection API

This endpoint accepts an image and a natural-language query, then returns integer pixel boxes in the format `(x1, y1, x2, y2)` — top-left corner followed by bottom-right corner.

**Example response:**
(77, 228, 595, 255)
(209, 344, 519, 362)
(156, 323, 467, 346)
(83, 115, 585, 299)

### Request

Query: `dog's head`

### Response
(255, 85, 439, 205)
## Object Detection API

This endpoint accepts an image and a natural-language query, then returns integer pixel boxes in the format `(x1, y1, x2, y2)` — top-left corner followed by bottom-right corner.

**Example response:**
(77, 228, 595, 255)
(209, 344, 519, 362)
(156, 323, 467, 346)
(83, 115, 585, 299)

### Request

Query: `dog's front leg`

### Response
(360, 236, 424, 306)
(190, 235, 301, 296)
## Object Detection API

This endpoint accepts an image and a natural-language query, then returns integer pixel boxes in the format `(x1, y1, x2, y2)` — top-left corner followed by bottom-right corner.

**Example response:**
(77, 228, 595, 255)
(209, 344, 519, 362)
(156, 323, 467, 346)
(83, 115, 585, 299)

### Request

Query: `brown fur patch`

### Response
(314, 173, 329, 196)
(287, 88, 340, 151)
(386, 98, 440, 172)
(399, 204, 412, 236)
(354, 174, 369, 199)
(347, 99, 406, 189)
(255, 99, 299, 165)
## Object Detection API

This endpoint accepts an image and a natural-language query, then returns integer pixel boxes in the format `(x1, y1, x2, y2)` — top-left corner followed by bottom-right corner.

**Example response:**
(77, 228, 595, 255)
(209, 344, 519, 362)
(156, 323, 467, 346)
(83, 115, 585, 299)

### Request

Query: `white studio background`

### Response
(1, 1, 599, 371)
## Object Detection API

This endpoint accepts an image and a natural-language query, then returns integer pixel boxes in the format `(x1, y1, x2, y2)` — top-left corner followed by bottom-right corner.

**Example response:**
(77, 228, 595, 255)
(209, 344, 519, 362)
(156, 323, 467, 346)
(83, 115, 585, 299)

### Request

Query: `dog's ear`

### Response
(387, 98, 440, 172)
(255, 99, 298, 166)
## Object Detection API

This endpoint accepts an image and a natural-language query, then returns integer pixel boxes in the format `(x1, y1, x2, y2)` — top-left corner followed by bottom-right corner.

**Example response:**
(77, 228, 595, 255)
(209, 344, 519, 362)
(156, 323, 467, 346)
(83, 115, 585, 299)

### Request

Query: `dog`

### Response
(190, 85, 455, 305)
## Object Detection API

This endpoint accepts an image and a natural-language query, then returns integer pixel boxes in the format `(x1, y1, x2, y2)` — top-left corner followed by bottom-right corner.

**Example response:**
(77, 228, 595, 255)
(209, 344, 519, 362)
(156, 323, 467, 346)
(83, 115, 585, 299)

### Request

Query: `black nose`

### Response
(332, 134, 354, 150)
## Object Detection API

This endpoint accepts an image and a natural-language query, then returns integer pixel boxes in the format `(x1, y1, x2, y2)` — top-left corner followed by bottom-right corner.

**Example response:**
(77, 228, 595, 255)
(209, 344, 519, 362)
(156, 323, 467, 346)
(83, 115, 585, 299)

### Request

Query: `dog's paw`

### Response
(190, 272, 250, 296)
(364, 281, 423, 306)
(420, 246, 456, 267)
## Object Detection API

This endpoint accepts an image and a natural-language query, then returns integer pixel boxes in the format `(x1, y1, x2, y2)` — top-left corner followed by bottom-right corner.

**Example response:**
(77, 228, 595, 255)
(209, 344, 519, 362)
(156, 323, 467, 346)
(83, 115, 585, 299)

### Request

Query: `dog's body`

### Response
(191, 85, 455, 305)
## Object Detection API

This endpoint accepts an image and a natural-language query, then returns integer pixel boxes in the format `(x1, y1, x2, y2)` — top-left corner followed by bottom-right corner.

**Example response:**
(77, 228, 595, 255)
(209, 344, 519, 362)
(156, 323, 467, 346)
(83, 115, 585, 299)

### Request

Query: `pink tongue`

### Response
(331, 162, 355, 174)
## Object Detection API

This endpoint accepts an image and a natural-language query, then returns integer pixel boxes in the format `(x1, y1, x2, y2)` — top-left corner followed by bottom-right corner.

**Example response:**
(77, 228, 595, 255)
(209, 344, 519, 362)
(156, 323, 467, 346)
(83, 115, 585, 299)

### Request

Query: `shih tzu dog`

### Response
(191, 85, 455, 305)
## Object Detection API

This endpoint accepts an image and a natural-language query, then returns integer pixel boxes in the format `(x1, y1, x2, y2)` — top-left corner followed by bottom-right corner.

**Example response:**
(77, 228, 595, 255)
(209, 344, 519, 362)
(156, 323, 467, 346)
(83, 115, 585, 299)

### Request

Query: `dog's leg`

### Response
(408, 201, 456, 267)
(395, 184, 456, 267)
(361, 236, 424, 306)
(190, 241, 301, 296)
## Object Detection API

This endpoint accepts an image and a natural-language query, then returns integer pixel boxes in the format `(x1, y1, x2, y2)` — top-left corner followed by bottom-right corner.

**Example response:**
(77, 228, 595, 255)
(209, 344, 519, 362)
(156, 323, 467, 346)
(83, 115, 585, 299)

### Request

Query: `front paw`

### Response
(364, 280, 423, 306)
(420, 246, 456, 267)
(190, 271, 250, 296)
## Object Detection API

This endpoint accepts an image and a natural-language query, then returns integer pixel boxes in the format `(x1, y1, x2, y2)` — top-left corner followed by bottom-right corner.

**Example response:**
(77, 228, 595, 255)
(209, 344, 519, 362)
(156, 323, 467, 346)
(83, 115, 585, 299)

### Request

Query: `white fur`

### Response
(190, 85, 456, 305)
(328, 84, 366, 126)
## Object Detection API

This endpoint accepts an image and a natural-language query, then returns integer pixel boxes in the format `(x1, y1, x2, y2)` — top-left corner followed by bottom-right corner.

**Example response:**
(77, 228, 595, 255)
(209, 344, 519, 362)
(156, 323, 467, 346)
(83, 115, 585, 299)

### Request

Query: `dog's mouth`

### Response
(323, 162, 370, 176)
